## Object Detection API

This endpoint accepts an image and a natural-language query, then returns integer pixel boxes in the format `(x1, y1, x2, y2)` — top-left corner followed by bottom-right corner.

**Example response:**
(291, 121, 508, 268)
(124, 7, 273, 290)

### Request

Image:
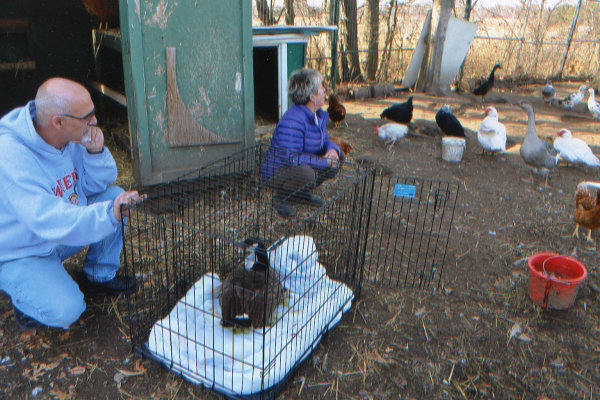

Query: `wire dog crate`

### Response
(122, 144, 375, 399)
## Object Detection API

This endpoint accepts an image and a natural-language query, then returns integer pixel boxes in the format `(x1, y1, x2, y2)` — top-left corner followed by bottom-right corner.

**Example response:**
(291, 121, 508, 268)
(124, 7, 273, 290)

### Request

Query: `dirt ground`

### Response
(1, 81, 599, 399)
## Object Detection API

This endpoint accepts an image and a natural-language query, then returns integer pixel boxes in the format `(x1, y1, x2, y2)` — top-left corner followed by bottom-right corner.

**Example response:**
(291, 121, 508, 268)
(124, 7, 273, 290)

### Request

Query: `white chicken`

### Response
(559, 85, 587, 110)
(477, 106, 507, 154)
(587, 88, 600, 120)
(553, 128, 600, 167)
(374, 123, 408, 151)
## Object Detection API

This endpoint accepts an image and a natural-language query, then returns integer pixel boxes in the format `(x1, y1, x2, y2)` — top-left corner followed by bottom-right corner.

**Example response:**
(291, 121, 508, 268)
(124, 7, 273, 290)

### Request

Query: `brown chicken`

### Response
(329, 136, 353, 156)
(573, 181, 600, 243)
(327, 93, 347, 128)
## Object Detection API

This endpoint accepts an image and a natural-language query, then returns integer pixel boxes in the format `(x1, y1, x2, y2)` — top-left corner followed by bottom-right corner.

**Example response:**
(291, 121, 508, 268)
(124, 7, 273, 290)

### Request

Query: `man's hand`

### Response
(81, 126, 105, 153)
(324, 148, 340, 167)
(113, 191, 146, 221)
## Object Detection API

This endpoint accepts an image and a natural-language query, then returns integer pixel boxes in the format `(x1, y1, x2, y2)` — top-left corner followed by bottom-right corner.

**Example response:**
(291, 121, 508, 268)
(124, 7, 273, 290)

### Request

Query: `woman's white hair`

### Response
(288, 68, 323, 105)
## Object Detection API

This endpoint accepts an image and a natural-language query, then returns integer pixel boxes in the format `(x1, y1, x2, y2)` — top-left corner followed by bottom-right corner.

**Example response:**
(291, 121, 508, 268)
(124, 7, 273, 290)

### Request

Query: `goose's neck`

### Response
(525, 108, 536, 136)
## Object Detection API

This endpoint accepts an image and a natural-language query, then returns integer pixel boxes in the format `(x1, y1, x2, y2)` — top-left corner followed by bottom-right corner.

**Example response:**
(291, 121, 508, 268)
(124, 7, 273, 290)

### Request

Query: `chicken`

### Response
(471, 63, 502, 100)
(518, 100, 558, 187)
(219, 239, 283, 329)
(558, 85, 587, 110)
(541, 80, 555, 104)
(82, 0, 119, 29)
(573, 181, 600, 243)
(329, 136, 353, 156)
(553, 128, 600, 167)
(477, 106, 506, 154)
(435, 105, 465, 137)
(327, 93, 347, 128)
(380, 96, 413, 124)
(375, 123, 408, 151)
(587, 88, 600, 120)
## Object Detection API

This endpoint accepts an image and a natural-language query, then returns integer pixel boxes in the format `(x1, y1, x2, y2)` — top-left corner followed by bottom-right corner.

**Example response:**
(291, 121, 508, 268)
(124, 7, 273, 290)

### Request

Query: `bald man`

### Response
(0, 77, 144, 330)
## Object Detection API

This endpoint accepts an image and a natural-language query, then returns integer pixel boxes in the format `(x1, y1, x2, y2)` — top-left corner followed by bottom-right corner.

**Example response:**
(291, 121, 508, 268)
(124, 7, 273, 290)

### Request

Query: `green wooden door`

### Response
(119, 0, 254, 185)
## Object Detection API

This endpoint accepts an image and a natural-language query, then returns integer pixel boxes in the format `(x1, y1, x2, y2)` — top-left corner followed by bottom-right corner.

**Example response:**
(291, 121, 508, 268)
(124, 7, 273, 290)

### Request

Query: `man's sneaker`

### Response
(13, 305, 45, 330)
(77, 272, 137, 296)
(296, 192, 324, 207)
(273, 195, 296, 218)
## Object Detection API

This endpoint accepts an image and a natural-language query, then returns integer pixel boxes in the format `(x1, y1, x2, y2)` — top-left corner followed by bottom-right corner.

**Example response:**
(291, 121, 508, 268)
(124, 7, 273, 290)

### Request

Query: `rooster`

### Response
(375, 123, 408, 152)
(327, 93, 347, 128)
(573, 181, 600, 243)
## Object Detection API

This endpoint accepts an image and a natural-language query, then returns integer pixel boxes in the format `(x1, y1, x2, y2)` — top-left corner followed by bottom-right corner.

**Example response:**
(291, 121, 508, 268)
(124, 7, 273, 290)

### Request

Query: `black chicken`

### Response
(219, 239, 283, 329)
(380, 95, 413, 124)
(327, 93, 347, 127)
(471, 64, 502, 99)
(435, 105, 465, 137)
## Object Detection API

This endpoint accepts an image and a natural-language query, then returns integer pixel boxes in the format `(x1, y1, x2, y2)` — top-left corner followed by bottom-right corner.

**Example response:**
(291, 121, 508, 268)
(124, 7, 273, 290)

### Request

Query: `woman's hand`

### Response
(324, 148, 340, 167)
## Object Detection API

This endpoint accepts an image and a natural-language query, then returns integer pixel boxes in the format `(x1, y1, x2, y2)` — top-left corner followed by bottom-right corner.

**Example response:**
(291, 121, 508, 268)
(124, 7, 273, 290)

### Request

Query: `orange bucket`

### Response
(528, 253, 587, 310)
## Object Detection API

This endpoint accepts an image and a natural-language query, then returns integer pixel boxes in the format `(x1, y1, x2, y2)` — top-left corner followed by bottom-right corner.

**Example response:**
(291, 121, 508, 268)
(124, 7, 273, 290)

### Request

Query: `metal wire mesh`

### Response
(364, 176, 460, 290)
(122, 143, 375, 399)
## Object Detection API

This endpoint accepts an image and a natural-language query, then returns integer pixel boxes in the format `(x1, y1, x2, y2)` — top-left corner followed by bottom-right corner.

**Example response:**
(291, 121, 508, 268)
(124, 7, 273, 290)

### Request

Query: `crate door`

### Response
(364, 176, 459, 290)
(119, 0, 255, 185)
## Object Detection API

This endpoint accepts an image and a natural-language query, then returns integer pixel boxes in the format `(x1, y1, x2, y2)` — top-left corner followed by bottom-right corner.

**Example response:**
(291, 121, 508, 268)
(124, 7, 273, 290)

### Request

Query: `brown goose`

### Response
(219, 239, 283, 329)
(518, 100, 558, 187)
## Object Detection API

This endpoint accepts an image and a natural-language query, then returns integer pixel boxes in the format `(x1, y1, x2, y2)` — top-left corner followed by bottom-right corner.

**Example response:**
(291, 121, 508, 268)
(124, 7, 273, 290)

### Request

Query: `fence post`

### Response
(330, 0, 340, 88)
(557, 0, 582, 79)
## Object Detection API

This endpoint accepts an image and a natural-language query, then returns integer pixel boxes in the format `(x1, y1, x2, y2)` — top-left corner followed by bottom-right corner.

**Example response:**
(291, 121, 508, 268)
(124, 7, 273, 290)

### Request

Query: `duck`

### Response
(558, 85, 587, 110)
(477, 106, 506, 154)
(380, 96, 413, 124)
(219, 239, 283, 329)
(374, 123, 409, 151)
(553, 128, 600, 167)
(518, 100, 558, 187)
(541, 80, 555, 104)
(435, 105, 465, 137)
(471, 63, 502, 100)
(587, 88, 600, 119)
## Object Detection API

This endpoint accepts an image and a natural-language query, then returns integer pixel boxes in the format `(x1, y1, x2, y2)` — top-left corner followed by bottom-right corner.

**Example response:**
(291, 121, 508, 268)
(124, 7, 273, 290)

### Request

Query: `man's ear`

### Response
(51, 115, 64, 129)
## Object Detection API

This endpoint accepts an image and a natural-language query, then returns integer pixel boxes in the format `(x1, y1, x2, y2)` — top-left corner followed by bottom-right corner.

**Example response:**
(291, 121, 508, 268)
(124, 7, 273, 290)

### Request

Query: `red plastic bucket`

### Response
(527, 253, 587, 310)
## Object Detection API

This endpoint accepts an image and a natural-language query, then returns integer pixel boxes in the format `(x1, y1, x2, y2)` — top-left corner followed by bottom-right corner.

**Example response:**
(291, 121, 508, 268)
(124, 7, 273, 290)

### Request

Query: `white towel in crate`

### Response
(146, 235, 354, 396)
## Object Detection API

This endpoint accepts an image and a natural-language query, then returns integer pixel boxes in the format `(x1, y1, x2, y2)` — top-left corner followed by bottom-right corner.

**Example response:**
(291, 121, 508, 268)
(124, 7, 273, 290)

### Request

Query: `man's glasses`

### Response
(58, 108, 96, 124)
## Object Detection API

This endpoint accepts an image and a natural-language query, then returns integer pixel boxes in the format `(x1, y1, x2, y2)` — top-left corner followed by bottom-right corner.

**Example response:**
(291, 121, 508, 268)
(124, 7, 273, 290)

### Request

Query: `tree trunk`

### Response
(557, 0, 582, 79)
(255, 0, 275, 25)
(365, 0, 379, 81)
(285, 0, 295, 25)
(342, 0, 364, 82)
(416, 0, 453, 94)
(379, 0, 399, 81)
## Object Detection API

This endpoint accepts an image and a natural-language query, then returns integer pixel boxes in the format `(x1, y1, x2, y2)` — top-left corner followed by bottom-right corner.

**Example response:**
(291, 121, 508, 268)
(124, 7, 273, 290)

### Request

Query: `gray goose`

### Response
(518, 100, 558, 187)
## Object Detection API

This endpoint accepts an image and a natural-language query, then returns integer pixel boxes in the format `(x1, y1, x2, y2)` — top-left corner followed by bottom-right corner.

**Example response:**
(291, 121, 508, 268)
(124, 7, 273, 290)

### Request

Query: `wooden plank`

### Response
(89, 81, 127, 107)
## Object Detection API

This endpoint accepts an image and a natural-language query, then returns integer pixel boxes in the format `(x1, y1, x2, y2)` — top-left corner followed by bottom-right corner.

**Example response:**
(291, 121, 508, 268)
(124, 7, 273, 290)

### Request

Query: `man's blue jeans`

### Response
(0, 185, 124, 328)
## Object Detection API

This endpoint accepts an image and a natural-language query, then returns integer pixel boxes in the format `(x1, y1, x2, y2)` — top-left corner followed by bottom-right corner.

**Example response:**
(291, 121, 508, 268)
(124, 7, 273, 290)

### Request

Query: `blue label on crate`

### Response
(394, 183, 416, 198)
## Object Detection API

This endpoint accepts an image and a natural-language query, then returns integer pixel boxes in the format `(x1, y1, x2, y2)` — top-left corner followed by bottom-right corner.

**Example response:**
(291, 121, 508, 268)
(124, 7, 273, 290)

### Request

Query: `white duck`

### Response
(587, 88, 600, 120)
(553, 128, 600, 167)
(559, 85, 587, 110)
(519, 101, 558, 187)
(541, 80, 555, 104)
(477, 106, 506, 154)
(374, 123, 408, 151)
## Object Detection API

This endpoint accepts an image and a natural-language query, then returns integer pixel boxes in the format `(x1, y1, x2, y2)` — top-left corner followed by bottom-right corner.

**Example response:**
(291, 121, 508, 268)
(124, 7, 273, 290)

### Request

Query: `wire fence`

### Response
(253, 1, 600, 85)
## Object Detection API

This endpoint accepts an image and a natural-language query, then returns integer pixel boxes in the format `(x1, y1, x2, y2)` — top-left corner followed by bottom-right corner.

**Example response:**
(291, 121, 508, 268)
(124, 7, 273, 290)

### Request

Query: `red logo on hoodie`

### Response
(53, 170, 78, 198)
